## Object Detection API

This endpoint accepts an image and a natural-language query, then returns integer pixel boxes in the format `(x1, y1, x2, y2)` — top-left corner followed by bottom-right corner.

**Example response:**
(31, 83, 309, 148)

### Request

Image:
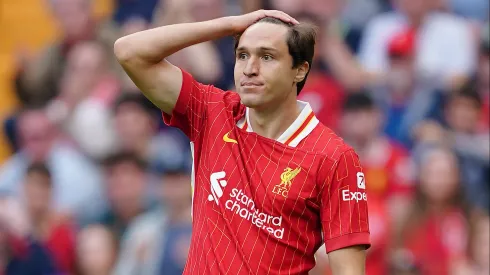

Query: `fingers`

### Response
(262, 10, 299, 25)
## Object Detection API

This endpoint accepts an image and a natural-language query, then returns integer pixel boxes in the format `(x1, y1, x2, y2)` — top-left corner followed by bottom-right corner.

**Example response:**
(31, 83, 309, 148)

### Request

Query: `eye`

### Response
(262, 54, 273, 61)
(237, 53, 248, 60)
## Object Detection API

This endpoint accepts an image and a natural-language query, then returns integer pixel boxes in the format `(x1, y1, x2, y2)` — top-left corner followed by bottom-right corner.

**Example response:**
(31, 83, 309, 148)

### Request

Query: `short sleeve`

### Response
(320, 150, 371, 253)
(162, 68, 224, 141)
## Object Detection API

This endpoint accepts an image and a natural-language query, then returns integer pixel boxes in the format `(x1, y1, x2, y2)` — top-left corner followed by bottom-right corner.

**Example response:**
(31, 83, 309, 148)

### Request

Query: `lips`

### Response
(240, 80, 264, 87)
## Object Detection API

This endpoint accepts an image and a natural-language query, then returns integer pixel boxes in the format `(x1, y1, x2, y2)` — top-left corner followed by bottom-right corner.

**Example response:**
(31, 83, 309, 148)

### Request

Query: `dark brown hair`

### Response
(26, 162, 52, 187)
(234, 17, 317, 94)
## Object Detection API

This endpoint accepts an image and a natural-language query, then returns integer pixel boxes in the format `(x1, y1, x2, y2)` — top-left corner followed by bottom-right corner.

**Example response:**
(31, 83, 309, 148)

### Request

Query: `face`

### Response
(51, 0, 91, 39)
(106, 162, 146, 212)
(419, 149, 459, 204)
(341, 109, 381, 143)
(235, 23, 307, 109)
(63, 42, 106, 98)
(77, 225, 116, 275)
(387, 57, 415, 95)
(18, 111, 55, 162)
(24, 173, 52, 216)
(115, 103, 155, 148)
(161, 173, 192, 210)
(446, 97, 481, 133)
(394, 0, 428, 18)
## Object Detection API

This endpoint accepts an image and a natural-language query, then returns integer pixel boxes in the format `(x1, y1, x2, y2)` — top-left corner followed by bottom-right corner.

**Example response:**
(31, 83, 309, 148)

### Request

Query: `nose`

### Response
(243, 56, 259, 77)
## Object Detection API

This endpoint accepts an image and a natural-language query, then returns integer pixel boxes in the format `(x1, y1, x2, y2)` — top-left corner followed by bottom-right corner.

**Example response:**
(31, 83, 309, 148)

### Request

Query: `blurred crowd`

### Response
(0, 0, 488, 274)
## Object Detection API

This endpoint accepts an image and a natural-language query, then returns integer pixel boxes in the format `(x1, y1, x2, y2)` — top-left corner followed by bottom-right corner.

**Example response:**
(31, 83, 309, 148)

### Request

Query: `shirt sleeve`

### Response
(162, 68, 223, 141)
(320, 149, 371, 253)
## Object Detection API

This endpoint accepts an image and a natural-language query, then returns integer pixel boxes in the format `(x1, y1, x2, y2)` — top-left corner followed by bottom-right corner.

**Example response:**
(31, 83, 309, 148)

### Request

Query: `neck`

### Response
(249, 96, 300, 140)
(30, 212, 51, 239)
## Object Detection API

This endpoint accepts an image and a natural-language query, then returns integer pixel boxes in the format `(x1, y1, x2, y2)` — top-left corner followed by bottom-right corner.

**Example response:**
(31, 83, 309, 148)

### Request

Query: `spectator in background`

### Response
(47, 41, 120, 160)
(112, 0, 160, 26)
(76, 225, 118, 275)
(15, 0, 117, 106)
(373, 29, 443, 147)
(341, 93, 414, 208)
(0, 107, 105, 225)
(358, 0, 476, 89)
(113, 93, 191, 174)
(394, 146, 468, 275)
(340, 92, 414, 275)
(153, 0, 224, 87)
(0, 196, 57, 275)
(113, 167, 192, 275)
(22, 162, 77, 275)
(444, 81, 490, 212)
(98, 152, 151, 242)
(293, 13, 345, 132)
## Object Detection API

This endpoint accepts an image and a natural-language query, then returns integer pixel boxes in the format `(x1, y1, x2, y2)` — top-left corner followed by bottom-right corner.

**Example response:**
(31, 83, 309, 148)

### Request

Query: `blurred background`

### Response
(0, 0, 488, 274)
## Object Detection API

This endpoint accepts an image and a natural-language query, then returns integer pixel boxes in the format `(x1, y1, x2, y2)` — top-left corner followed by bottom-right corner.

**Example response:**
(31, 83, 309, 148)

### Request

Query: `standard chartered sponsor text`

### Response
(225, 188, 285, 239)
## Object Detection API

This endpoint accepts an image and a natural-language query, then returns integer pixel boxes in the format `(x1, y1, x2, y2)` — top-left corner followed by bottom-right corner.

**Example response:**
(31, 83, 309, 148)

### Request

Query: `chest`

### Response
(194, 125, 324, 219)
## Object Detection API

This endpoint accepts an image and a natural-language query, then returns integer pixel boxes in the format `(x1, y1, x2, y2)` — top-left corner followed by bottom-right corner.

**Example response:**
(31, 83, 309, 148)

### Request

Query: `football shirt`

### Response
(163, 69, 370, 275)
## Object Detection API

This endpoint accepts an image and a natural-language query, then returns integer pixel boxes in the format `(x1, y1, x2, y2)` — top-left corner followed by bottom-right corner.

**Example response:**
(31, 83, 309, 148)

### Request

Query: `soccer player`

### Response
(114, 10, 370, 275)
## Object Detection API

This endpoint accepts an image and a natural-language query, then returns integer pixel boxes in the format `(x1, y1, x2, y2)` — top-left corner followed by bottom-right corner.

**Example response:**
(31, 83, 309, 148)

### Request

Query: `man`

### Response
(113, 167, 192, 275)
(98, 152, 150, 242)
(0, 195, 57, 275)
(115, 10, 370, 274)
(0, 107, 104, 225)
(22, 163, 77, 274)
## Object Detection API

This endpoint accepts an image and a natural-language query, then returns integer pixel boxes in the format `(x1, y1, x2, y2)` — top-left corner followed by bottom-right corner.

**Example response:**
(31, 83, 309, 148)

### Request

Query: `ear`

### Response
(294, 61, 310, 83)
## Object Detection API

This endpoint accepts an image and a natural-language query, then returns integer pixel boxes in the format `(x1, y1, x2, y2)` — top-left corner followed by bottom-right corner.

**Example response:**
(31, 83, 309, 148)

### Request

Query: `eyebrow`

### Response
(236, 46, 278, 53)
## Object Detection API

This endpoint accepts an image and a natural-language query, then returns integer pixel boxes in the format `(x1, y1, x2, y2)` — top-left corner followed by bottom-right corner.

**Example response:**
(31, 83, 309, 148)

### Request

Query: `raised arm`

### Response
(113, 18, 234, 114)
(113, 10, 298, 115)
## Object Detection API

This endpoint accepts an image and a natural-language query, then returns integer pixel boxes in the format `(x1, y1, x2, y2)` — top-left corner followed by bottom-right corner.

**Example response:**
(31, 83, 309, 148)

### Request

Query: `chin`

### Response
(238, 93, 264, 108)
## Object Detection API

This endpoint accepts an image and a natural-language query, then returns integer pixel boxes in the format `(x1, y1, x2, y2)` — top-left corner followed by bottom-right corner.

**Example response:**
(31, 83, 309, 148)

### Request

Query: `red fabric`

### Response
(162, 69, 370, 274)
(361, 137, 415, 200)
(298, 72, 344, 132)
(44, 221, 77, 274)
(388, 29, 416, 57)
(403, 209, 468, 275)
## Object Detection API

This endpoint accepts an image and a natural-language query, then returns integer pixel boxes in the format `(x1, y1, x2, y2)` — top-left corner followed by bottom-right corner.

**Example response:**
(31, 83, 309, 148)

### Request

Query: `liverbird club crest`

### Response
(272, 167, 301, 198)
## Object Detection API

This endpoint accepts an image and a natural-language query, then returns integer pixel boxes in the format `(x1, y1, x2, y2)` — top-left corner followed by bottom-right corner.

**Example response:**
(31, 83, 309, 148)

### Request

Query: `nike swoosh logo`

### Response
(223, 131, 238, 144)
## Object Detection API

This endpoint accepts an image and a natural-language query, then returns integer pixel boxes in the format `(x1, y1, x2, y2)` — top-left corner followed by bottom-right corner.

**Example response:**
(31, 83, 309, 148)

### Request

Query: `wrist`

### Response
(220, 16, 241, 35)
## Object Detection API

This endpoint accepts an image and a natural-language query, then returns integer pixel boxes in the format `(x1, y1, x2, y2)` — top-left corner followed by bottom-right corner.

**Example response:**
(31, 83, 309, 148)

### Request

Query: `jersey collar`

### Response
(237, 101, 319, 147)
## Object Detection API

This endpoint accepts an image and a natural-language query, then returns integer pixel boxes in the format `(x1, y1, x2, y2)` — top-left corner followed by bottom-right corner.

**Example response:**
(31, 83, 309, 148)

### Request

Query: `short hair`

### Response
(451, 80, 482, 108)
(26, 162, 52, 187)
(343, 92, 376, 112)
(103, 151, 147, 171)
(234, 17, 317, 94)
(113, 93, 157, 115)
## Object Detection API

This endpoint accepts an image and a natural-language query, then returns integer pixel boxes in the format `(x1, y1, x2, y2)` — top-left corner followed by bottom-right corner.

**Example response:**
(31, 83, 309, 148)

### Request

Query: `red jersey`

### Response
(163, 69, 371, 275)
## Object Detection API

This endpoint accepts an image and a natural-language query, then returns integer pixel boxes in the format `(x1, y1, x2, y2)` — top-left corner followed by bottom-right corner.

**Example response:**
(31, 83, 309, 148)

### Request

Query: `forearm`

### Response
(322, 22, 381, 91)
(114, 17, 236, 64)
(328, 246, 366, 275)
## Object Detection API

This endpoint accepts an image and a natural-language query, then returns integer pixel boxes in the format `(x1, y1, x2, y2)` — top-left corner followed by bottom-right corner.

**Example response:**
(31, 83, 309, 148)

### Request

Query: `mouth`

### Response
(240, 81, 264, 87)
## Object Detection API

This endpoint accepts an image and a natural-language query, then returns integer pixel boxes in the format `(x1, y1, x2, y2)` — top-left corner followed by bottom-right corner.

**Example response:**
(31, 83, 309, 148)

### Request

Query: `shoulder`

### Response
(183, 69, 244, 118)
(300, 123, 355, 163)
